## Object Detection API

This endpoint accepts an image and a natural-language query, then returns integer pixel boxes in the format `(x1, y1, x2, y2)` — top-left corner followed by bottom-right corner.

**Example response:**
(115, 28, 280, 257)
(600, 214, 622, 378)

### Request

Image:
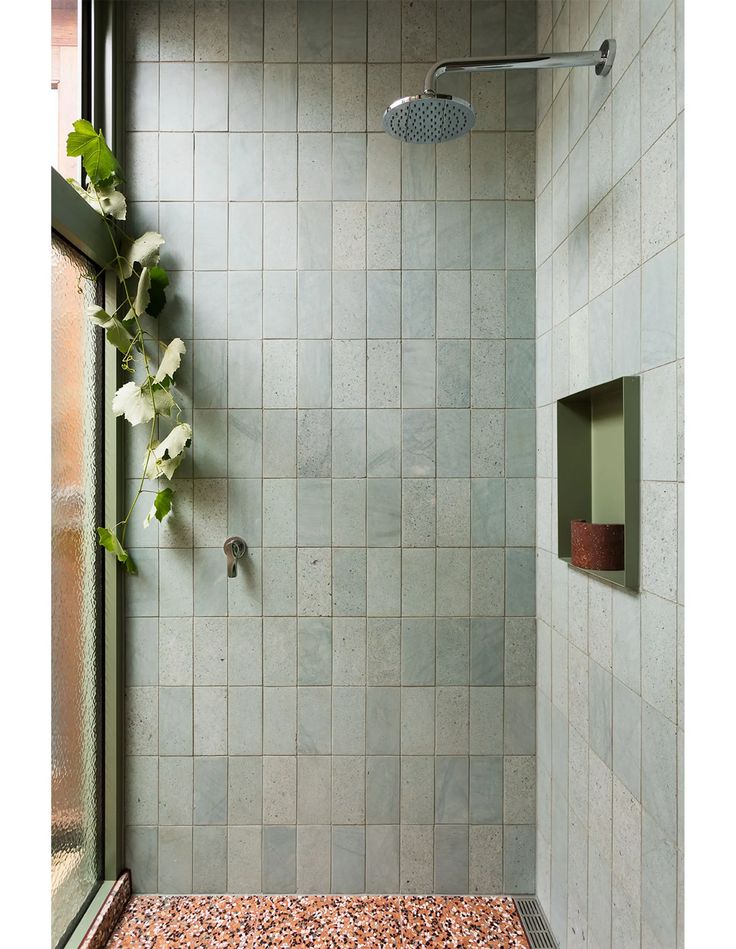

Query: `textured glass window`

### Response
(51, 233, 103, 949)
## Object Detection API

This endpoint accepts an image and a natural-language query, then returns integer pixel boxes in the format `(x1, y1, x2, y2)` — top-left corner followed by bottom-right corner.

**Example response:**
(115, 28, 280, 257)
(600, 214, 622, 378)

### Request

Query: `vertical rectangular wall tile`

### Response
(228, 756, 262, 824)
(262, 826, 296, 893)
(193, 826, 227, 893)
(158, 826, 193, 894)
(469, 825, 503, 894)
(263, 755, 297, 823)
(400, 825, 434, 893)
(159, 756, 193, 825)
(126, 826, 158, 894)
(159, 687, 192, 756)
(297, 685, 331, 754)
(366, 825, 400, 893)
(297, 825, 331, 894)
(331, 825, 366, 894)
(434, 825, 469, 895)
(298, 756, 332, 824)
(228, 826, 262, 894)
(503, 825, 536, 893)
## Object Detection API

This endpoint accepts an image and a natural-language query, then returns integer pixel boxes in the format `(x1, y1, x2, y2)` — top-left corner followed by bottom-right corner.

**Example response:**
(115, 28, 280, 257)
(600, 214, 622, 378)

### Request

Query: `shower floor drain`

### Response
(514, 897, 559, 949)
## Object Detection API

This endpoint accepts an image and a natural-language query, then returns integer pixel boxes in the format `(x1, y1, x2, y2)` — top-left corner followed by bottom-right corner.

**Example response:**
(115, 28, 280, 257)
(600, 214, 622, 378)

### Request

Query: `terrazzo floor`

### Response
(106, 895, 532, 948)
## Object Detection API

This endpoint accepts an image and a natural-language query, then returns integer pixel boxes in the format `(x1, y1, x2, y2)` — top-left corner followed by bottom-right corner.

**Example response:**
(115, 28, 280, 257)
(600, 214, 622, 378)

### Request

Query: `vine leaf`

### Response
(146, 265, 169, 317)
(144, 422, 192, 480)
(96, 181, 127, 219)
(97, 527, 137, 574)
(66, 119, 121, 185)
(112, 380, 175, 425)
(111, 381, 147, 424)
(150, 384, 175, 416)
(67, 179, 90, 202)
(144, 487, 175, 528)
(112, 381, 152, 425)
(106, 322, 131, 354)
(154, 338, 186, 383)
(120, 232, 165, 279)
(67, 179, 127, 220)
(86, 304, 132, 355)
(125, 266, 151, 319)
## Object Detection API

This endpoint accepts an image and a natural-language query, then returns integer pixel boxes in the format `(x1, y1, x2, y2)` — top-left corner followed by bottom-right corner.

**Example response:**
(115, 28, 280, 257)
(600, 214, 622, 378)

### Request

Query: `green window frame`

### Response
(51, 3, 126, 945)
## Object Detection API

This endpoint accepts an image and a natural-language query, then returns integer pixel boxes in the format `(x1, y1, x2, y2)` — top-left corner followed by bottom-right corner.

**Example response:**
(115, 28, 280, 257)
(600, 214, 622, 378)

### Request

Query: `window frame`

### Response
(51, 2, 126, 945)
(50, 223, 107, 949)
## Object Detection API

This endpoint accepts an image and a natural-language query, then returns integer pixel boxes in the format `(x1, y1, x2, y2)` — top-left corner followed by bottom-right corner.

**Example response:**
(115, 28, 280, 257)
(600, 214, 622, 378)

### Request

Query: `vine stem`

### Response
(91, 184, 176, 546)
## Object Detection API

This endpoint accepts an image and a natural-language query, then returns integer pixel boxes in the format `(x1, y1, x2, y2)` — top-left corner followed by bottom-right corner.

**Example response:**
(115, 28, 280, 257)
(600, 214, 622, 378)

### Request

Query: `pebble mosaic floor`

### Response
(106, 895, 532, 948)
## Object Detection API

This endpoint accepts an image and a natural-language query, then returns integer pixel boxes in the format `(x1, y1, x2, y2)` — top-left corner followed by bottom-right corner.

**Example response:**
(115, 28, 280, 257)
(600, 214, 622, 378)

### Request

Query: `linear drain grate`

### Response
(514, 897, 559, 949)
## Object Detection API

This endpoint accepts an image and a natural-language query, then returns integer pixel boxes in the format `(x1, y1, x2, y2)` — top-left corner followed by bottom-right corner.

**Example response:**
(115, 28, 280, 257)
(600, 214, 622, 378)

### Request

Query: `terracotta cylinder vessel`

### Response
(570, 519, 624, 570)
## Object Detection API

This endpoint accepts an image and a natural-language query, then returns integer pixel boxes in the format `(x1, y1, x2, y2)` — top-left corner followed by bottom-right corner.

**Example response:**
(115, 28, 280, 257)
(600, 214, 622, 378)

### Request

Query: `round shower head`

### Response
(382, 92, 476, 144)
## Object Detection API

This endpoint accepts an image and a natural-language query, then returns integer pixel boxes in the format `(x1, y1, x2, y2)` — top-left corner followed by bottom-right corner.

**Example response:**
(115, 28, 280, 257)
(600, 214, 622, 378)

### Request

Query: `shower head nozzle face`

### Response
(382, 93, 476, 144)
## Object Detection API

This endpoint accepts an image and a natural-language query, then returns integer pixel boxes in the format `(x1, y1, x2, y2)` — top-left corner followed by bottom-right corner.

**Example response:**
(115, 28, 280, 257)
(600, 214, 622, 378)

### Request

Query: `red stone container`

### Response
(570, 519, 625, 571)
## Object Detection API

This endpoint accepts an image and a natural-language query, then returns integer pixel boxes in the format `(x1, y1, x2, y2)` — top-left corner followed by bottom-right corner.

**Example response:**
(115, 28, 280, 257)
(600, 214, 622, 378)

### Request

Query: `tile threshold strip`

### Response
(78, 870, 132, 949)
(514, 897, 559, 949)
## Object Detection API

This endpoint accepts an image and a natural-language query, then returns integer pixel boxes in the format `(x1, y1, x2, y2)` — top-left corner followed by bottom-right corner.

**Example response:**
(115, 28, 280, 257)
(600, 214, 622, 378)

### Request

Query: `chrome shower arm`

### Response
(423, 40, 615, 93)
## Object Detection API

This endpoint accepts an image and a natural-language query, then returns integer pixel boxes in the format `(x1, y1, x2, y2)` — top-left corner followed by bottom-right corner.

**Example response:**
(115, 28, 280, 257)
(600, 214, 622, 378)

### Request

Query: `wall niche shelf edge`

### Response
(556, 376, 640, 592)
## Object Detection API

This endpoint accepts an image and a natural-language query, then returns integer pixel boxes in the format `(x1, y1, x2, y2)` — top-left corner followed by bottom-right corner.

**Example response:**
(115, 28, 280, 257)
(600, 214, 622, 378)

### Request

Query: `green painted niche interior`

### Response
(557, 376, 640, 591)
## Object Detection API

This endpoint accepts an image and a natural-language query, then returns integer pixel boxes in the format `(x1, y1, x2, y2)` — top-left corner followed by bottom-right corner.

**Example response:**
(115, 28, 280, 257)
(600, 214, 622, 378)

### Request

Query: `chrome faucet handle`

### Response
(223, 536, 247, 578)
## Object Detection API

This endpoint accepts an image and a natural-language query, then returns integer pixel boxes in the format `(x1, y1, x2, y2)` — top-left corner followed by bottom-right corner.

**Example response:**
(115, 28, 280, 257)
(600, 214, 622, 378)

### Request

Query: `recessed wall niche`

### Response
(556, 376, 640, 591)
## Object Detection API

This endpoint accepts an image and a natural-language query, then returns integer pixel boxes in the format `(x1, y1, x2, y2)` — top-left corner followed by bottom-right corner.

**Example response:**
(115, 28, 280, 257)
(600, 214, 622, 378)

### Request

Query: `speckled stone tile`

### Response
(106, 894, 530, 948)
(401, 896, 529, 947)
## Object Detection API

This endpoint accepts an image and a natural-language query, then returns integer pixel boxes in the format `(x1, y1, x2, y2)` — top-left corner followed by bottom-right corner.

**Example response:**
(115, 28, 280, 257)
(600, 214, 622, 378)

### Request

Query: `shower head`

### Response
(382, 92, 476, 144)
(383, 40, 616, 144)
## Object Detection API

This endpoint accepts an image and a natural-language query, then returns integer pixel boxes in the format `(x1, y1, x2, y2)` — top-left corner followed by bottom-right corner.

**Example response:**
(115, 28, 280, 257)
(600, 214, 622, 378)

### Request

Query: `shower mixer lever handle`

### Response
(224, 536, 247, 578)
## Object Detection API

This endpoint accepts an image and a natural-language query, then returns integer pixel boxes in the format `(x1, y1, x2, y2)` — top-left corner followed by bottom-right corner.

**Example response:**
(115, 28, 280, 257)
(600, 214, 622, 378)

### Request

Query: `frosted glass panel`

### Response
(51, 233, 103, 948)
